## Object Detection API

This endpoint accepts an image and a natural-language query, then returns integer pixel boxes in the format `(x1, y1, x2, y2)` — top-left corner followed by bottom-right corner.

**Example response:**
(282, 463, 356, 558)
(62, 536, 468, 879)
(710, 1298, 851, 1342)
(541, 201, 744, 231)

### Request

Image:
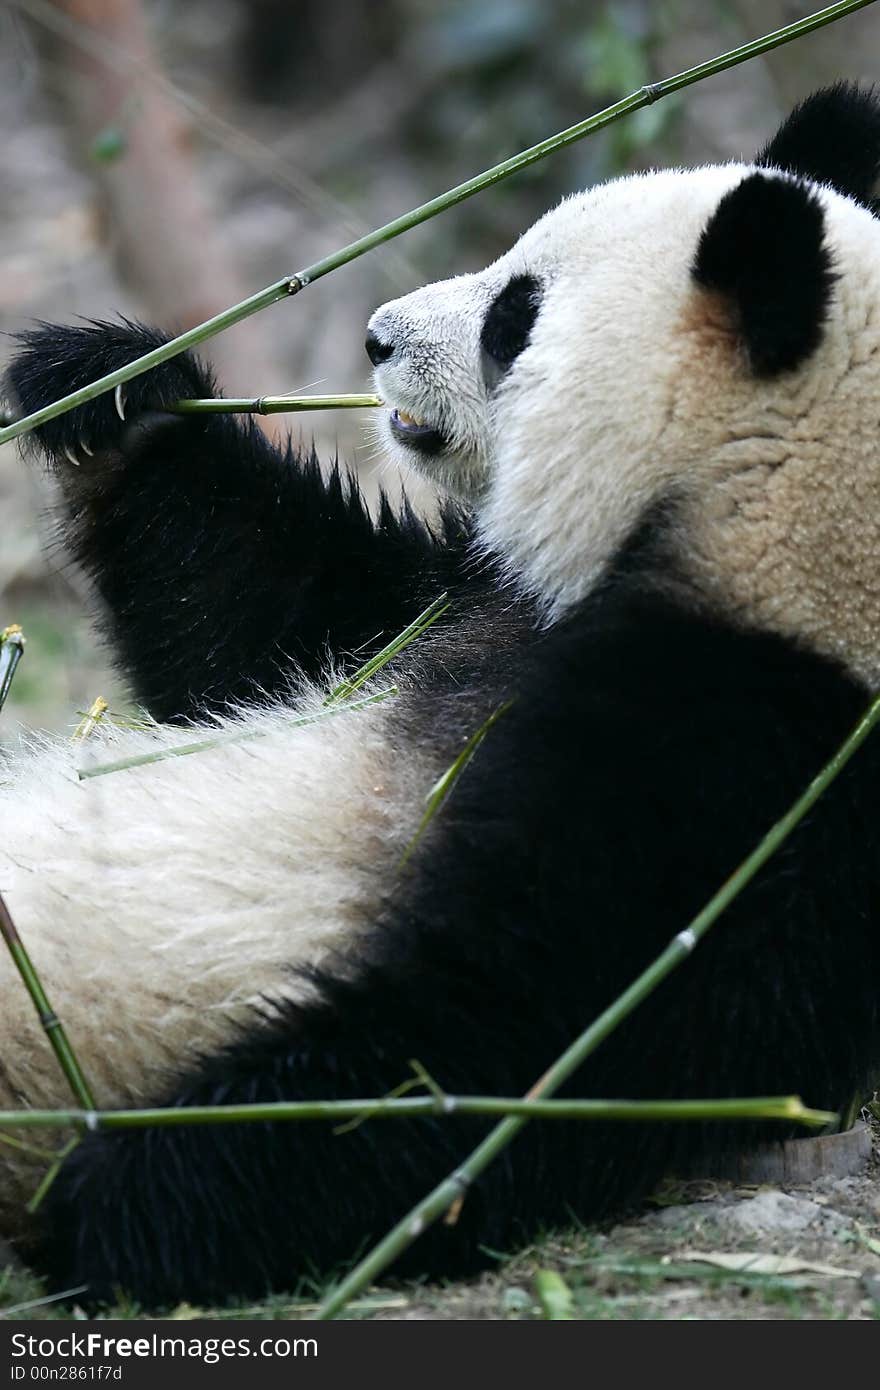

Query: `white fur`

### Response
(370, 165, 880, 681)
(0, 687, 438, 1217)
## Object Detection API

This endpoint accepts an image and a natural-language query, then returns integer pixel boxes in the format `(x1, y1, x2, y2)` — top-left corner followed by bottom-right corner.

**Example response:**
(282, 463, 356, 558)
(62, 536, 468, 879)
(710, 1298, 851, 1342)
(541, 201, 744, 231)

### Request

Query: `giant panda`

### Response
(2, 83, 880, 1311)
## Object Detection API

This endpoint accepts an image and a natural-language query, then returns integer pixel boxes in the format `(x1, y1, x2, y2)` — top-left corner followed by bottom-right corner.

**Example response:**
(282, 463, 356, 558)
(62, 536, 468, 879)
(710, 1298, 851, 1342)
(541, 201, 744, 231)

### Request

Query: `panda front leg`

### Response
(7, 322, 464, 723)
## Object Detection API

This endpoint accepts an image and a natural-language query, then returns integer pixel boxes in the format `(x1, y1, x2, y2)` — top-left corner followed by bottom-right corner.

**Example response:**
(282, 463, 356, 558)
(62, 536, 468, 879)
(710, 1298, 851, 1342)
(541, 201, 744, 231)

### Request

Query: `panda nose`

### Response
(365, 331, 395, 366)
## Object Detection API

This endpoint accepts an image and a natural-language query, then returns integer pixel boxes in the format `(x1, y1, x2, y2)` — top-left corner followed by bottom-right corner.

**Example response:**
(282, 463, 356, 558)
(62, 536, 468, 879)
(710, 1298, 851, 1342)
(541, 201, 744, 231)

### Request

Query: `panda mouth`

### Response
(390, 408, 446, 456)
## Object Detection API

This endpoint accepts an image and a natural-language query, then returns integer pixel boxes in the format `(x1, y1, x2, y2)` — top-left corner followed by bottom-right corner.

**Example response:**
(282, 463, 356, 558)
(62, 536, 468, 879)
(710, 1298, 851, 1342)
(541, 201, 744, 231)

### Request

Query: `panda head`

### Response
(367, 84, 880, 686)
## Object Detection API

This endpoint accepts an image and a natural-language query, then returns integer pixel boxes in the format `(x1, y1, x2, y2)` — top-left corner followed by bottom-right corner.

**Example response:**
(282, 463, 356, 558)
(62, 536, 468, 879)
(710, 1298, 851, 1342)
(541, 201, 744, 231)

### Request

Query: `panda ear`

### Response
(756, 83, 880, 211)
(692, 171, 835, 376)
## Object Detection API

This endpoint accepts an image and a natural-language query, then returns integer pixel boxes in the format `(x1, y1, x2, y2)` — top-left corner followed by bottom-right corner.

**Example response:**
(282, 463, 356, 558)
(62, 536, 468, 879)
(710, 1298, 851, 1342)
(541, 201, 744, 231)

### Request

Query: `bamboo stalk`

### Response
(0, 1095, 835, 1130)
(171, 394, 383, 415)
(0, 278, 294, 449)
(0, 893, 96, 1110)
(315, 688, 880, 1319)
(77, 685, 398, 780)
(0, 625, 25, 713)
(0, 0, 872, 450)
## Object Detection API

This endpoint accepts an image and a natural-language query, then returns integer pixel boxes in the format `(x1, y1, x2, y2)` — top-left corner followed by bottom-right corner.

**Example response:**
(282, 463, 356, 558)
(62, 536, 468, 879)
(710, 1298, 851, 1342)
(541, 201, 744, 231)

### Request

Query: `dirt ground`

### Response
(362, 1116, 880, 1322)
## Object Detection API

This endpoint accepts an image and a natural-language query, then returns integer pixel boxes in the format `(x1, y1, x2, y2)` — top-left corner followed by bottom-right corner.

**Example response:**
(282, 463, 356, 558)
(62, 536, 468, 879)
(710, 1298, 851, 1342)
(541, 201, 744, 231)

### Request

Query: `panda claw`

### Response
(63, 445, 81, 468)
(114, 383, 126, 422)
(80, 439, 93, 457)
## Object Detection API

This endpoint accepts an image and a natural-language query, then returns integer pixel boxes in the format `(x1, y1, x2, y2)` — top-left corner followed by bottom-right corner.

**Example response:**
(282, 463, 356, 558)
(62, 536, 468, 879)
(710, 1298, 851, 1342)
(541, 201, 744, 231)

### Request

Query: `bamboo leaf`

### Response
(326, 594, 449, 705)
(400, 700, 512, 866)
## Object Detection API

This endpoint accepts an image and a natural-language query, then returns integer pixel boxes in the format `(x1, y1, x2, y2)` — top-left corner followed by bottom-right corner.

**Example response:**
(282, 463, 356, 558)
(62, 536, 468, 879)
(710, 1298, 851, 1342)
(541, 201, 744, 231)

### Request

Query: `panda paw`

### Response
(5, 319, 217, 473)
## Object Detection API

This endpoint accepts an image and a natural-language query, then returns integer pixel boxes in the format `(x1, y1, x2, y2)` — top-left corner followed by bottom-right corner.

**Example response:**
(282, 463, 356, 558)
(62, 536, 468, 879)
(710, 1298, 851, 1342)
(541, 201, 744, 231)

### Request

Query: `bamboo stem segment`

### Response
(0, 1095, 834, 1131)
(171, 394, 383, 415)
(0, 0, 872, 450)
(0, 893, 96, 1111)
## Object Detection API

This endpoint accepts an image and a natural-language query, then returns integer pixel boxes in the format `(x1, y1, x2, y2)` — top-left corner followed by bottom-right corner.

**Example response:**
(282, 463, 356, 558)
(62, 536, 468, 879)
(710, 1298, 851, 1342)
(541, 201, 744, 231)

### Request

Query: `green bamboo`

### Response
(0, 279, 295, 449)
(78, 594, 447, 779)
(400, 700, 512, 866)
(0, 1095, 834, 1131)
(535, 1270, 575, 1320)
(325, 593, 449, 704)
(171, 394, 383, 415)
(70, 695, 109, 743)
(316, 689, 880, 1319)
(77, 685, 397, 780)
(0, 893, 95, 1110)
(0, 0, 872, 450)
(296, 0, 875, 291)
(0, 626, 25, 713)
(25, 1137, 79, 1216)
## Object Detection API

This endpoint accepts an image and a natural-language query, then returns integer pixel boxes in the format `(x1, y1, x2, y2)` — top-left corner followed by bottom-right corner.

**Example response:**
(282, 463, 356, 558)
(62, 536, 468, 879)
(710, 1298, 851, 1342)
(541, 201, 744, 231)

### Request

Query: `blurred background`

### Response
(0, 0, 877, 729)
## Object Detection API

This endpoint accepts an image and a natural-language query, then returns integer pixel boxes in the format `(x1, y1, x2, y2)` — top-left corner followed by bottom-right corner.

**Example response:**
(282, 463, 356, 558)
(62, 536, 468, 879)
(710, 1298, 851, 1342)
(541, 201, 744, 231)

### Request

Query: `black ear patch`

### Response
(692, 172, 835, 376)
(481, 274, 542, 379)
(757, 82, 880, 213)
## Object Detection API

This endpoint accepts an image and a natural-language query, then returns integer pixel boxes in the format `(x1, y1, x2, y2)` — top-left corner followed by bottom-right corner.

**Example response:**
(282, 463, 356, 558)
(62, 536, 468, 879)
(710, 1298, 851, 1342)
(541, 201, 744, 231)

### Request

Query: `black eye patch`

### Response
(480, 274, 542, 378)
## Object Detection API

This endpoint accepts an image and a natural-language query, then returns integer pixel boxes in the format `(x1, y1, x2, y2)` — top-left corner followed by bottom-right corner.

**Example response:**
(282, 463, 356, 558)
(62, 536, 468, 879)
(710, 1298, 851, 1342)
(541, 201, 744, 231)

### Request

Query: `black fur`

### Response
(757, 82, 880, 214)
(692, 172, 835, 375)
(7, 263, 880, 1306)
(480, 274, 542, 379)
(8, 322, 477, 723)
(32, 552, 880, 1309)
